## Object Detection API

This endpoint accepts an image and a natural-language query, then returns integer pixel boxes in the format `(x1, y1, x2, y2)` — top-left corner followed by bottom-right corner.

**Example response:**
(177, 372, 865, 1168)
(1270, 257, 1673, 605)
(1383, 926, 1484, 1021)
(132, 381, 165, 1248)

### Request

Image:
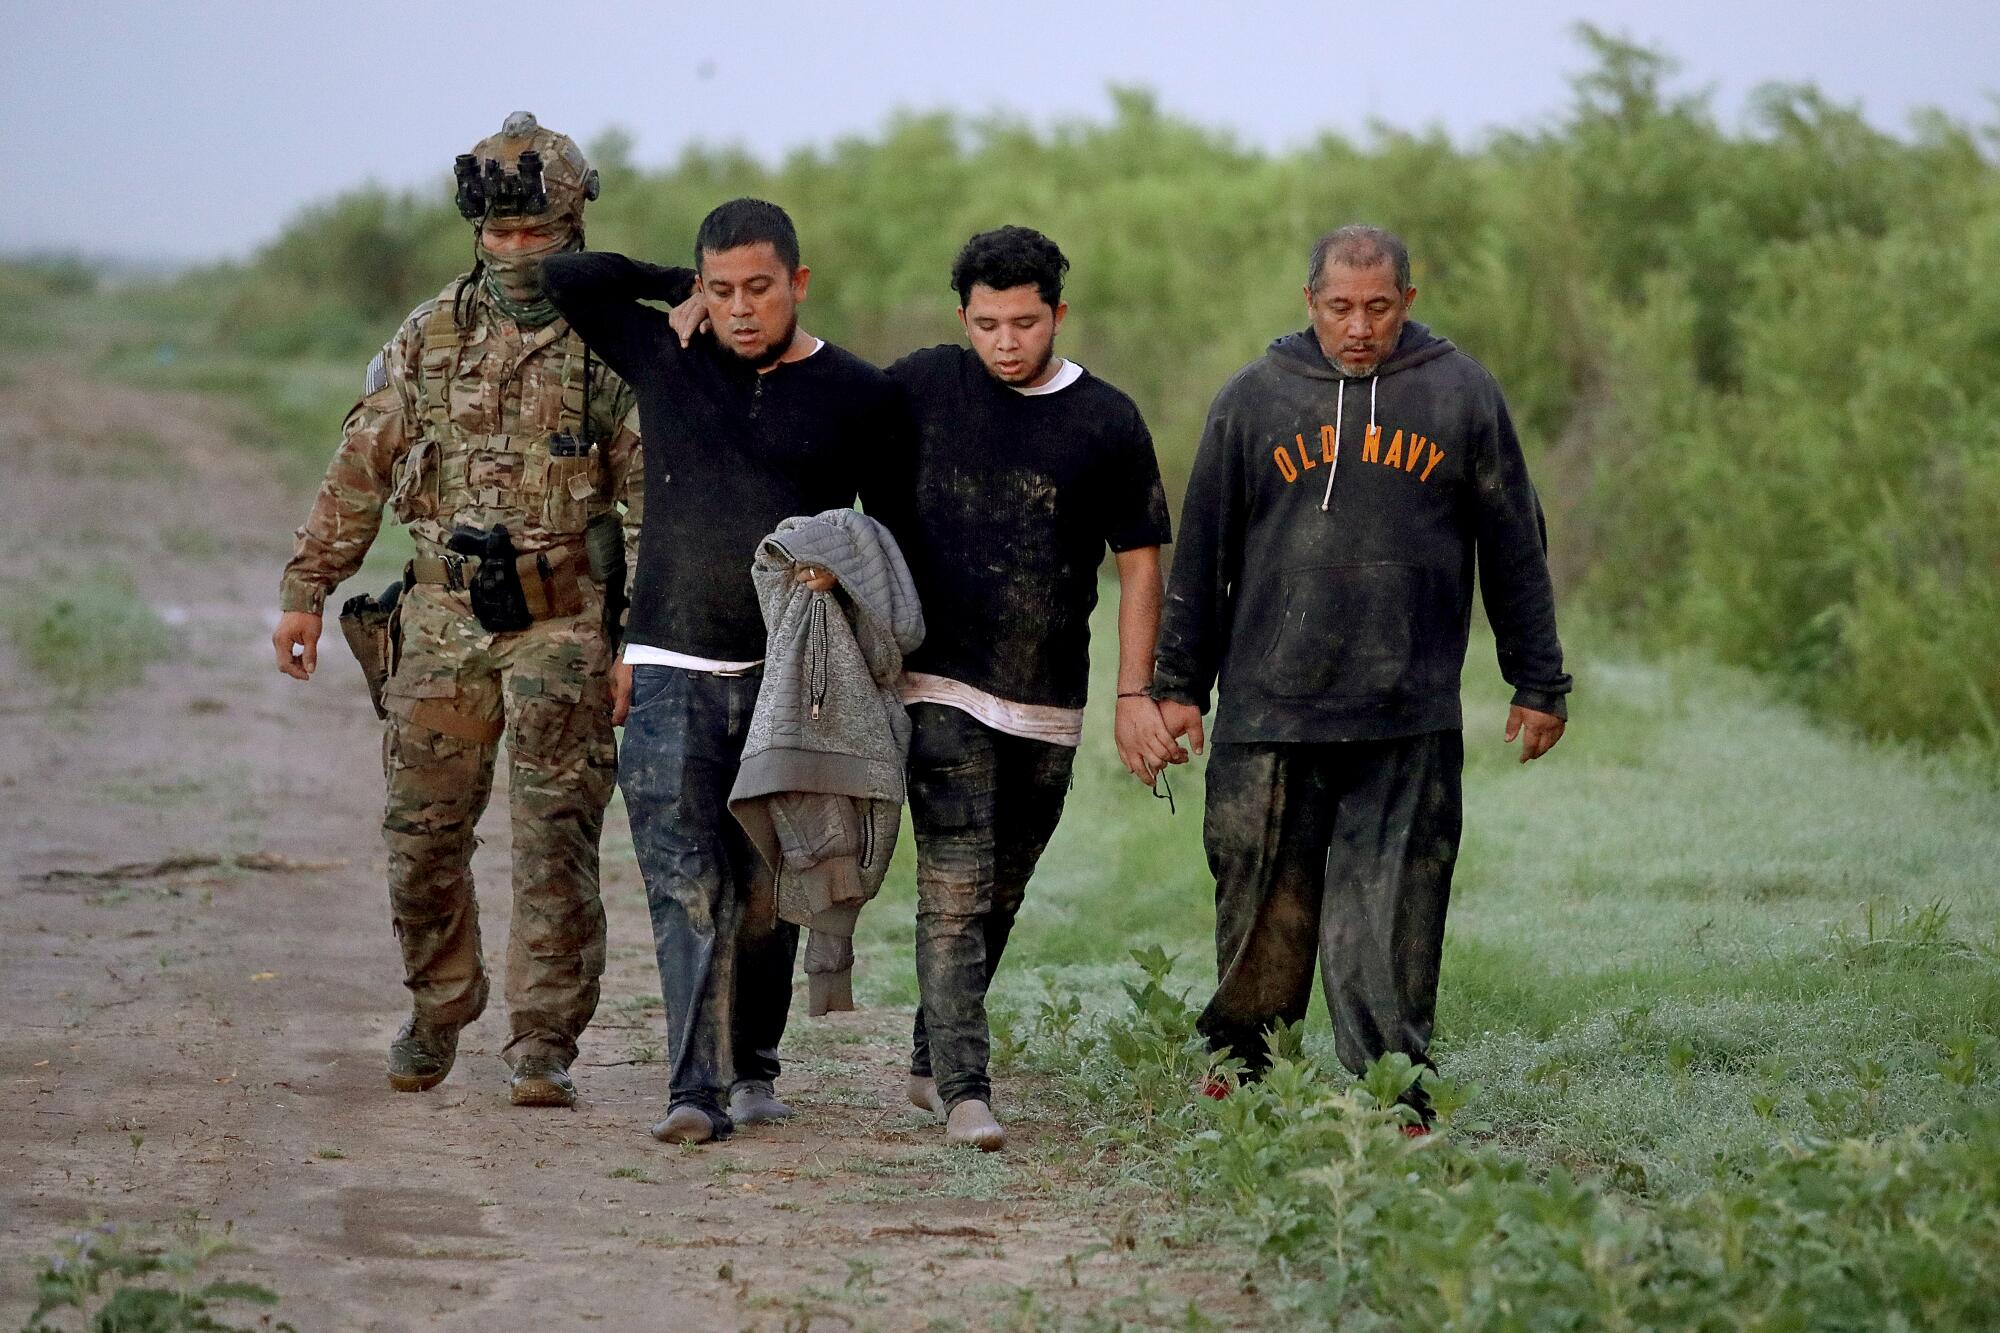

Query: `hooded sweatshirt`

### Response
(728, 509, 925, 1015)
(1152, 321, 1570, 744)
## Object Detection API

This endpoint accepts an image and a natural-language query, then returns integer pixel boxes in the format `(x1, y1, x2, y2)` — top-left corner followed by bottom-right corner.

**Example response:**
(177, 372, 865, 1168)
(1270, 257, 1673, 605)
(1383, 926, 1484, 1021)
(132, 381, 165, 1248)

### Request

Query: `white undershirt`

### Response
(901, 673, 1084, 748)
(622, 338, 826, 674)
(1012, 358, 1082, 395)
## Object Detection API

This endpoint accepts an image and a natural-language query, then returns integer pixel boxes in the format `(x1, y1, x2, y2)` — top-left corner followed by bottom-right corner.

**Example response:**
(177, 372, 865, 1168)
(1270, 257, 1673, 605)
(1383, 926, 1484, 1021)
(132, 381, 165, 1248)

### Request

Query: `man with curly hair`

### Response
(886, 226, 1180, 1149)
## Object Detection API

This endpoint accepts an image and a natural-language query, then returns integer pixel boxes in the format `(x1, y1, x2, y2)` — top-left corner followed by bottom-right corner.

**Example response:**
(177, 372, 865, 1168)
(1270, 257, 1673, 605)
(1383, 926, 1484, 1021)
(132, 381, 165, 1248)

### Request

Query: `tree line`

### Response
(201, 28, 2000, 751)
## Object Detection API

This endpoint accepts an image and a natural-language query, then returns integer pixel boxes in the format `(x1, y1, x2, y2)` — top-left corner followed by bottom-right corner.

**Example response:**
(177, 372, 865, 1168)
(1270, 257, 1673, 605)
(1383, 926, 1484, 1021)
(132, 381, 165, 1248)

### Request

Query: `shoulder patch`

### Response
(363, 351, 389, 396)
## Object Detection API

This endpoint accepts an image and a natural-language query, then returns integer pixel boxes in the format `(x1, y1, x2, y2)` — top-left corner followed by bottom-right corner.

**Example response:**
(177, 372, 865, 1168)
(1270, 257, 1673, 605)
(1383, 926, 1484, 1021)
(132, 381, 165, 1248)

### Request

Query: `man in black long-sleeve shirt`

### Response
(1151, 225, 1570, 1128)
(544, 199, 911, 1144)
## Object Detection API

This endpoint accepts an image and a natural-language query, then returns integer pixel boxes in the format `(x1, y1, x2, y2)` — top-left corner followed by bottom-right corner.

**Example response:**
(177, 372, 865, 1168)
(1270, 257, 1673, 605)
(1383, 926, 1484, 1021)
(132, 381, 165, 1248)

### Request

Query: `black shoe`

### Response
(387, 1017, 459, 1092)
(509, 1054, 577, 1108)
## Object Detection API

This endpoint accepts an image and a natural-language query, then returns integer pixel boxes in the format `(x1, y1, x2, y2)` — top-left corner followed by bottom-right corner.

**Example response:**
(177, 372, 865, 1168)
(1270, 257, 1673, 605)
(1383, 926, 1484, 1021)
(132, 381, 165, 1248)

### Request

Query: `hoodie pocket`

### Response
(1254, 563, 1450, 700)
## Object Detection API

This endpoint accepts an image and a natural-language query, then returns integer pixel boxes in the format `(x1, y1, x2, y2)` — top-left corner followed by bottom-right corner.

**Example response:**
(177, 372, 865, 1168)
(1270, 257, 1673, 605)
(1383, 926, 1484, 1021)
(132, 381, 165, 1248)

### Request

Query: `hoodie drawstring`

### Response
(1319, 374, 1377, 513)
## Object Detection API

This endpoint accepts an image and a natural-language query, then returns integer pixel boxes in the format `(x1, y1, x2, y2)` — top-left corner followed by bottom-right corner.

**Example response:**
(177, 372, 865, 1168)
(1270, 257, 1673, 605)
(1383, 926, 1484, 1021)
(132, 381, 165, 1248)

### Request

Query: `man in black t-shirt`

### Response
(544, 200, 912, 1146)
(886, 227, 1180, 1150)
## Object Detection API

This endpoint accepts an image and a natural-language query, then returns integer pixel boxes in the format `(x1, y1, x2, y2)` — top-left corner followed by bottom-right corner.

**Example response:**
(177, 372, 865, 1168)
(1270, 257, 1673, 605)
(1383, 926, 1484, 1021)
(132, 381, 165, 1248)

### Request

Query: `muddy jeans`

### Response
(1196, 731, 1463, 1111)
(906, 704, 1075, 1110)
(620, 664, 800, 1124)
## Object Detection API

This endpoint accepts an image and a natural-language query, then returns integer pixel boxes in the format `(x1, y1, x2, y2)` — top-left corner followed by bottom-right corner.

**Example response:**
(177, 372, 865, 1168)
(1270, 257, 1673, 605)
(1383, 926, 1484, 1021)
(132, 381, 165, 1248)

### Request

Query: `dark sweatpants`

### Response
(620, 664, 800, 1128)
(1196, 731, 1463, 1107)
(905, 704, 1075, 1110)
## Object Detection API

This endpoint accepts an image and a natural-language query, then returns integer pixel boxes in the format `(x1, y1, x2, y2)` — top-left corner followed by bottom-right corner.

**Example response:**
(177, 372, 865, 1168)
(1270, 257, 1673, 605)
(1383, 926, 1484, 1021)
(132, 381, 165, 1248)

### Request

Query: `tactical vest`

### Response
(389, 280, 608, 543)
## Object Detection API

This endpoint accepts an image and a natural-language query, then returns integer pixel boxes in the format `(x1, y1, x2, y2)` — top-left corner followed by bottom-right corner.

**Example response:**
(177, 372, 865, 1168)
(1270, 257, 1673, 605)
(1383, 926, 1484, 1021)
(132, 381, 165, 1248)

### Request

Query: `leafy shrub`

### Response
(140, 26, 2000, 751)
(23, 1220, 294, 1333)
(1029, 948, 2000, 1330)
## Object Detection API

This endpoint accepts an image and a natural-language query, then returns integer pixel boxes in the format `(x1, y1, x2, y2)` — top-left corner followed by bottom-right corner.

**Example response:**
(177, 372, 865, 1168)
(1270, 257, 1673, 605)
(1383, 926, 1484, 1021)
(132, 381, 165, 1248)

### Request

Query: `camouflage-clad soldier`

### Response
(272, 112, 642, 1109)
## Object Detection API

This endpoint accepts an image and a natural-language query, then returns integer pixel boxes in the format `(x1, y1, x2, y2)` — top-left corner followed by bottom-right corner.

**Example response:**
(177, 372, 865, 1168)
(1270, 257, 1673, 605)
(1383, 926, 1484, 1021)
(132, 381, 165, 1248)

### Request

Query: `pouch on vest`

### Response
(388, 436, 440, 522)
(584, 509, 627, 650)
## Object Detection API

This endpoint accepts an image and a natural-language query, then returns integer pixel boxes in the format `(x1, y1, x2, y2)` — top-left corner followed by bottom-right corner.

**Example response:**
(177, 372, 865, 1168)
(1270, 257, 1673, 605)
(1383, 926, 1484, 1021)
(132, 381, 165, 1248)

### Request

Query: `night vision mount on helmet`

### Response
(452, 111, 600, 232)
(456, 150, 549, 221)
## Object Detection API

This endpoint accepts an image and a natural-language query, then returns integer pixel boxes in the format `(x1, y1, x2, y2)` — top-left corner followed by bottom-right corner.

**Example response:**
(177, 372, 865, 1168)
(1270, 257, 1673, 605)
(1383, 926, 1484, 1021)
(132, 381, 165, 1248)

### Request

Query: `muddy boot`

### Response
(651, 1103, 730, 1145)
(728, 1080, 793, 1125)
(907, 1075, 945, 1117)
(509, 1054, 577, 1109)
(386, 1017, 459, 1092)
(945, 1099, 1005, 1152)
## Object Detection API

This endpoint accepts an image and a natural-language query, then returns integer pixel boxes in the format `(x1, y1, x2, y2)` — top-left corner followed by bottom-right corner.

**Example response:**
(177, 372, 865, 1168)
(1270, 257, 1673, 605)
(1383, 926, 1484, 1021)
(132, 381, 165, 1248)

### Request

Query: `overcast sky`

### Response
(6, 0, 1995, 264)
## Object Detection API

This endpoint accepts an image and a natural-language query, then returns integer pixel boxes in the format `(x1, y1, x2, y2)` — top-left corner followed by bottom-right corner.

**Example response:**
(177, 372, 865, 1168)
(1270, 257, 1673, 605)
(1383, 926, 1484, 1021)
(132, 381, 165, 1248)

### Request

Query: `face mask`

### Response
(476, 227, 579, 326)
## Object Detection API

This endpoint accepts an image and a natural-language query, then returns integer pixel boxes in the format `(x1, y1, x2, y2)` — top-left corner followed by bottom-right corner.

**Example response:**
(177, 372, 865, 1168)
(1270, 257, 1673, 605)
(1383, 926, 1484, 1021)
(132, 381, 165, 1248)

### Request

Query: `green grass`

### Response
(842, 593, 1999, 1328)
(2, 565, 175, 697)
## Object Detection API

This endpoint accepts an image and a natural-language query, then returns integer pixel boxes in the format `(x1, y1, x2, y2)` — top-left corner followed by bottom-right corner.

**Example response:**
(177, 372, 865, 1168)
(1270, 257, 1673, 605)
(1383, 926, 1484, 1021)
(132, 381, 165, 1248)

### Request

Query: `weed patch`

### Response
(1024, 947, 2000, 1330)
(3, 566, 173, 697)
(22, 1218, 295, 1331)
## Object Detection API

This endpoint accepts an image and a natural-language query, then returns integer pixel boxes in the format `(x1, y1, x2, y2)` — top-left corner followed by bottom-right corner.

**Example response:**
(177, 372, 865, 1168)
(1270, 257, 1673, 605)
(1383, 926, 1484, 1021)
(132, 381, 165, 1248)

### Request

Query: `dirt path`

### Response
(0, 364, 1243, 1331)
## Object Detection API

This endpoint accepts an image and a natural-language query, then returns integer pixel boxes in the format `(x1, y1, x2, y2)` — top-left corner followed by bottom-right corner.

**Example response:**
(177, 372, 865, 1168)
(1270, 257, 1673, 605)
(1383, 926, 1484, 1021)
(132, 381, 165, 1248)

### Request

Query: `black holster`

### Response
(448, 524, 534, 634)
(337, 581, 404, 720)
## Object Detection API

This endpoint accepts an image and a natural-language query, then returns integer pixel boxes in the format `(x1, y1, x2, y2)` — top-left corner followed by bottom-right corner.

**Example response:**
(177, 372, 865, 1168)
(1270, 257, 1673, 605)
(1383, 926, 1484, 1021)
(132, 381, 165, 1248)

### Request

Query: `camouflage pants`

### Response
(379, 584, 616, 1067)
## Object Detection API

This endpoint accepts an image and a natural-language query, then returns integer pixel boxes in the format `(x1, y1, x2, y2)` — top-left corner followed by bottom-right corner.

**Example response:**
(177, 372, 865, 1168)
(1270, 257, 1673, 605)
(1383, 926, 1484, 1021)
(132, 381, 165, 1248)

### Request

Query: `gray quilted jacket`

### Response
(728, 509, 925, 1014)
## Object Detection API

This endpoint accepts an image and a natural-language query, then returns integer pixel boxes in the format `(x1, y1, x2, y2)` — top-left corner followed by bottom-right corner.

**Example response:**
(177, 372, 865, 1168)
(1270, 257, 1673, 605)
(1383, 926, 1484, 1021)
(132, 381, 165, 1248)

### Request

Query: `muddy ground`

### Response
(0, 363, 1250, 1331)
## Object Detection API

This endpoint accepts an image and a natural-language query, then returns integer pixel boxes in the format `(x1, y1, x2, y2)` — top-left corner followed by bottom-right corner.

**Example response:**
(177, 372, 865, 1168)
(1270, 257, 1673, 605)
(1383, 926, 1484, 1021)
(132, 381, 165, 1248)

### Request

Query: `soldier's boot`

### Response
(387, 1016, 460, 1092)
(907, 1075, 945, 1118)
(509, 1053, 577, 1108)
(945, 1099, 1006, 1152)
(727, 1080, 793, 1125)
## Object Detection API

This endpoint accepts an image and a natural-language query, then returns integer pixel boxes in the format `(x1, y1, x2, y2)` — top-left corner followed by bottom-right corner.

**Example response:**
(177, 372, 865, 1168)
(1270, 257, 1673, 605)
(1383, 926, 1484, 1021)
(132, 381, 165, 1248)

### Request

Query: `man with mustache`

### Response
(544, 199, 912, 1144)
(1151, 225, 1571, 1130)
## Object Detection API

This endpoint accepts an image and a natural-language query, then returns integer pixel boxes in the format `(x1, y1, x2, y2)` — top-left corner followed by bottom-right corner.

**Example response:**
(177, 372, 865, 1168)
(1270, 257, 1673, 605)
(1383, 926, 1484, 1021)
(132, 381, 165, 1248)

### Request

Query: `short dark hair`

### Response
(695, 197, 800, 271)
(1308, 224, 1411, 293)
(951, 226, 1069, 309)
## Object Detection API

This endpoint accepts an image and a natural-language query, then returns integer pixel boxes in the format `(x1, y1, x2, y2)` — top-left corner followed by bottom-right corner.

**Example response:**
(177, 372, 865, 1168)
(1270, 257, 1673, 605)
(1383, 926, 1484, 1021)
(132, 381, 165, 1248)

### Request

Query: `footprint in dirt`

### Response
(335, 1184, 497, 1259)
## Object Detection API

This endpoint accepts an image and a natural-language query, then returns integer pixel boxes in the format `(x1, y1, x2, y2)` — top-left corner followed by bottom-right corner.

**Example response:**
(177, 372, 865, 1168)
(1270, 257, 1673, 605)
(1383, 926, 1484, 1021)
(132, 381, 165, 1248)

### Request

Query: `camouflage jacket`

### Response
(279, 276, 643, 616)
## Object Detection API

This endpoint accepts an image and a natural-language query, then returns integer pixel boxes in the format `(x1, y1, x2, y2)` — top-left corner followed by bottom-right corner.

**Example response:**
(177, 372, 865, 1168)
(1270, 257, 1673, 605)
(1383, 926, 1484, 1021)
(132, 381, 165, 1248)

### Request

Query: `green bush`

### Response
(148, 25, 2000, 750)
(23, 1220, 294, 1332)
(1028, 948, 2000, 1330)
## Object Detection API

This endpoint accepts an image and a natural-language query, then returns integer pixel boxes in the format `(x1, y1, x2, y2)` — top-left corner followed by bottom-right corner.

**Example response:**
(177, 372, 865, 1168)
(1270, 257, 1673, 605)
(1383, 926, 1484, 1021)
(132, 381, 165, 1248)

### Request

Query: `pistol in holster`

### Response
(337, 580, 405, 721)
(584, 510, 628, 650)
(447, 524, 536, 634)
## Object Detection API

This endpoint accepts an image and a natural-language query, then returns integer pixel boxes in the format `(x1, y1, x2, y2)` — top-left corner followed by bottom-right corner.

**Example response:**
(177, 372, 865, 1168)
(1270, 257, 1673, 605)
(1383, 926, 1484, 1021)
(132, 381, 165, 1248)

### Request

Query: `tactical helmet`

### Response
(453, 111, 600, 233)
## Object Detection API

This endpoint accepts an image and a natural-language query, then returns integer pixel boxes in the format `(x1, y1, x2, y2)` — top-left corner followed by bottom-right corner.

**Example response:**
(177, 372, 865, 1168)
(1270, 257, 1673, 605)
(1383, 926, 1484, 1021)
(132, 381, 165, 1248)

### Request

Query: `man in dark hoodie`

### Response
(1151, 225, 1570, 1127)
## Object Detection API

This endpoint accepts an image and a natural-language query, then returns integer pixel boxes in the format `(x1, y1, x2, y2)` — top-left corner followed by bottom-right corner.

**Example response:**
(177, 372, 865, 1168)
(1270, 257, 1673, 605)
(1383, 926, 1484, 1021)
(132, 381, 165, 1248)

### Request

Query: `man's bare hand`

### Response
(668, 292, 711, 347)
(1115, 695, 1183, 785)
(273, 611, 321, 681)
(1504, 705, 1565, 763)
(611, 660, 634, 726)
(1157, 699, 1206, 763)
(796, 565, 838, 594)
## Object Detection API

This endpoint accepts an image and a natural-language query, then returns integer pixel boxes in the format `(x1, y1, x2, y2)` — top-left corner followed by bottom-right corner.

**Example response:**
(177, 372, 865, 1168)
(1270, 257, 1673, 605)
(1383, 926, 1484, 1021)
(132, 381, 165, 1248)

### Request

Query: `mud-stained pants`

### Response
(619, 664, 799, 1127)
(1196, 731, 1463, 1109)
(906, 704, 1075, 1110)
(379, 585, 616, 1068)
